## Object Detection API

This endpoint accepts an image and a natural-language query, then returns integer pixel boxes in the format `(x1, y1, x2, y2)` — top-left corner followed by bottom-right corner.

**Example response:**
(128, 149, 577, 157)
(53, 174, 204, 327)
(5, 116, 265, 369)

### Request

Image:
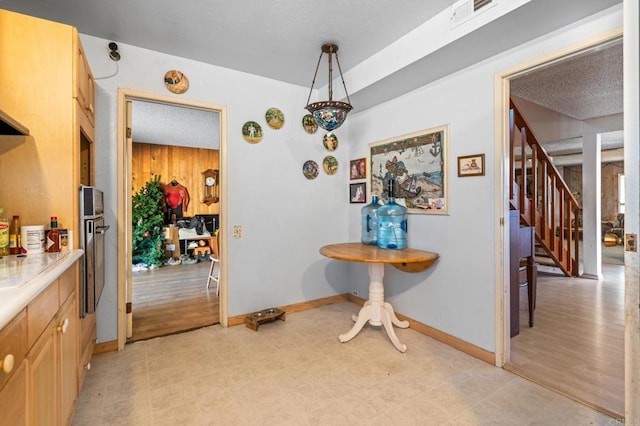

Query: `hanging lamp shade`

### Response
(305, 43, 353, 131)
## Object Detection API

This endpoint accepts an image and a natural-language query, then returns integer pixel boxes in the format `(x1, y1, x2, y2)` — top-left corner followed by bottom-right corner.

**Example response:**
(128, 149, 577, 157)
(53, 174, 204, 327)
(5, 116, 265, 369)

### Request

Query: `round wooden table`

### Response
(320, 243, 439, 352)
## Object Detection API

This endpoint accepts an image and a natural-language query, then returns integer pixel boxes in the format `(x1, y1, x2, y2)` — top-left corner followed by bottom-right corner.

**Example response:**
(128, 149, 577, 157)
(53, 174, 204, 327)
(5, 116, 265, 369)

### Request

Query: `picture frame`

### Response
(350, 157, 366, 180)
(368, 125, 449, 214)
(457, 153, 485, 177)
(349, 182, 367, 204)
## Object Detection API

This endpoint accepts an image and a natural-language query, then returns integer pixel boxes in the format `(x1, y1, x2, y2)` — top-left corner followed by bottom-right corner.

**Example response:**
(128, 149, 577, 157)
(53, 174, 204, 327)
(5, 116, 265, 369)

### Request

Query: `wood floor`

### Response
(129, 260, 219, 343)
(507, 259, 624, 418)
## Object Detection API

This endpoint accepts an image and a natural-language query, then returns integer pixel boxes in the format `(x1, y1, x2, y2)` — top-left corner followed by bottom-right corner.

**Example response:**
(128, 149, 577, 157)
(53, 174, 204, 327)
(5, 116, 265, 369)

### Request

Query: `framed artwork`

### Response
(350, 158, 366, 180)
(368, 124, 449, 214)
(349, 182, 366, 203)
(458, 153, 485, 177)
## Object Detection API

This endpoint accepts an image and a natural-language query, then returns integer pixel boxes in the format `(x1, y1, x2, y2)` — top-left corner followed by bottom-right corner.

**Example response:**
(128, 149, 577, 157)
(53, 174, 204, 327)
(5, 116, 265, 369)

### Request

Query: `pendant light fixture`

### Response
(305, 43, 353, 131)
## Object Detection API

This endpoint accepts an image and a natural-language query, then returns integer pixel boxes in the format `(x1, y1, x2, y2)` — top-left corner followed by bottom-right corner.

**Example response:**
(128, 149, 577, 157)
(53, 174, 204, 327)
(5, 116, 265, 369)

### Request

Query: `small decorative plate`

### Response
(302, 114, 318, 134)
(302, 160, 319, 180)
(265, 108, 285, 129)
(322, 132, 338, 151)
(164, 70, 189, 94)
(242, 121, 263, 143)
(323, 156, 338, 175)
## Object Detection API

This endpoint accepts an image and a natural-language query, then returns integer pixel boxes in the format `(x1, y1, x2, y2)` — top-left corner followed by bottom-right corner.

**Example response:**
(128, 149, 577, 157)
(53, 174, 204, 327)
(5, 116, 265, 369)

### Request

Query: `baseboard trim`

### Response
(229, 294, 495, 365)
(94, 340, 118, 354)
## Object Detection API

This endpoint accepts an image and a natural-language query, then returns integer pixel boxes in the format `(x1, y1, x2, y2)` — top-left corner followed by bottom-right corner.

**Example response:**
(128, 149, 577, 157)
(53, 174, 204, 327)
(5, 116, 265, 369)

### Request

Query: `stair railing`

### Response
(509, 100, 581, 277)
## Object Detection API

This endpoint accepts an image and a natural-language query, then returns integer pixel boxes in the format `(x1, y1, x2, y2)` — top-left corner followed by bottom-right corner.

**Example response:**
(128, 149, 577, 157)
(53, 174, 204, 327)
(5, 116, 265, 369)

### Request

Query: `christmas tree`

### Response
(132, 175, 165, 267)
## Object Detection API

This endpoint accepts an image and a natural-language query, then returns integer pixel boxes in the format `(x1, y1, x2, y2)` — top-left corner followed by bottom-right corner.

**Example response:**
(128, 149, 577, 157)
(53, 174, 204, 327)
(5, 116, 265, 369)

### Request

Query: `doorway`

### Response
(128, 137, 220, 342)
(116, 89, 228, 349)
(495, 33, 626, 418)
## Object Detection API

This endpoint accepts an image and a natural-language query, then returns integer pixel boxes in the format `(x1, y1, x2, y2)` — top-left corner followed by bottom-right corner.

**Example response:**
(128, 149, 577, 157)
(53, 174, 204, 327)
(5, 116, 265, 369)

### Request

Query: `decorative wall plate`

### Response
(302, 114, 318, 134)
(302, 160, 319, 180)
(265, 108, 285, 129)
(164, 70, 189, 94)
(323, 156, 338, 175)
(242, 121, 263, 143)
(322, 132, 338, 151)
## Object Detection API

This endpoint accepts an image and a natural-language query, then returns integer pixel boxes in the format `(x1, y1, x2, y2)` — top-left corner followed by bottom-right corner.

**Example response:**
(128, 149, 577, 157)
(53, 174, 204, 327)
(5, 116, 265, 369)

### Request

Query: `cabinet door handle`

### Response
(57, 318, 69, 334)
(0, 354, 15, 374)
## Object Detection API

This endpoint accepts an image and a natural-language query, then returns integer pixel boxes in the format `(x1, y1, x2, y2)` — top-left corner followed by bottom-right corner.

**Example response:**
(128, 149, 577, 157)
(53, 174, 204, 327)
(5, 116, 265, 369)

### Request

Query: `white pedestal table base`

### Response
(338, 263, 409, 352)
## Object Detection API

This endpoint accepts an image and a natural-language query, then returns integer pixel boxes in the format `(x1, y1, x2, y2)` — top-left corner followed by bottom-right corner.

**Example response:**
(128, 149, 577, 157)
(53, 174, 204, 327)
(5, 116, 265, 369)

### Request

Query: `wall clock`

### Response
(202, 169, 219, 205)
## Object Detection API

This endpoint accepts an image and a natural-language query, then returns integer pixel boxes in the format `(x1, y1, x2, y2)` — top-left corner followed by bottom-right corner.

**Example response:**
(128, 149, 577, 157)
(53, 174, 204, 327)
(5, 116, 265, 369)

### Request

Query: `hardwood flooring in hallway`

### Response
(129, 260, 219, 343)
(507, 262, 624, 418)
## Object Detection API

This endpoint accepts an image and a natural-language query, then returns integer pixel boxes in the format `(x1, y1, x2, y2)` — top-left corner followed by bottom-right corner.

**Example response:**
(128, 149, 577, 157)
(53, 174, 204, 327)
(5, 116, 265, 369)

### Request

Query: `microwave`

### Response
(80, 186, 104, 218)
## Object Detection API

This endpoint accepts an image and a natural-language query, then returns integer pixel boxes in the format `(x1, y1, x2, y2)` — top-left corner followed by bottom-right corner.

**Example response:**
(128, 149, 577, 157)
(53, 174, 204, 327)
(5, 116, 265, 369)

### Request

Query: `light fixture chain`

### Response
(327, 47, 334, 101)
(334, 51, 351, 105)
(306, 51, 324, 107)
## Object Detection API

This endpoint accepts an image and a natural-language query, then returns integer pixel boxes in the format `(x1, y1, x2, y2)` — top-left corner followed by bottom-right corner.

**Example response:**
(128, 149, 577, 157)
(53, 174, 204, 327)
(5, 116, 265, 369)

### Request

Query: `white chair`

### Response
(206, 231, 220, 296)
(206, 256, 220, 296)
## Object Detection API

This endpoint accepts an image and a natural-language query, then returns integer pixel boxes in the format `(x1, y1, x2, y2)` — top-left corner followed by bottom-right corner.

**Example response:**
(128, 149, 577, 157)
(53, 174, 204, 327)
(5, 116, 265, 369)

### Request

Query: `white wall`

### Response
(346, 6, 623, 351)
(81, 37, 350, 342)
(81, 4, 623, 349)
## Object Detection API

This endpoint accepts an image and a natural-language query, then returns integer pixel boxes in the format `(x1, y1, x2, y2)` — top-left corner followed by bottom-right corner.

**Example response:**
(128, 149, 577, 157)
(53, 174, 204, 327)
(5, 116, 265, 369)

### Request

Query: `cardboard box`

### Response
(164, 225, 181, 260)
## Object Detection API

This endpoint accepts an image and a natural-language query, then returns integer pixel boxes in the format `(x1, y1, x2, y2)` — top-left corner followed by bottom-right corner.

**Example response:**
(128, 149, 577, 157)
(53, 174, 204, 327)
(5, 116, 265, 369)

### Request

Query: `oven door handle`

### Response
(96, 225, 110, 234)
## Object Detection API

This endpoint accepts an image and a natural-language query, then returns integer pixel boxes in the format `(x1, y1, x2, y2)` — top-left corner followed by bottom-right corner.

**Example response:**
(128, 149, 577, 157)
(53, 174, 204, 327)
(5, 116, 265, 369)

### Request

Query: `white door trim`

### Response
(116, 89, 228, 350)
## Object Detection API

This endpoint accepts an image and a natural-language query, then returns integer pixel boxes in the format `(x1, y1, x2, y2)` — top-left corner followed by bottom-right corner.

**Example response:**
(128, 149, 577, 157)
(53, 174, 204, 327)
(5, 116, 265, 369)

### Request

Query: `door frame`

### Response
(493, 25, 637, 412)
(116, 89, 228, 350)
(494, 27, 623, 366)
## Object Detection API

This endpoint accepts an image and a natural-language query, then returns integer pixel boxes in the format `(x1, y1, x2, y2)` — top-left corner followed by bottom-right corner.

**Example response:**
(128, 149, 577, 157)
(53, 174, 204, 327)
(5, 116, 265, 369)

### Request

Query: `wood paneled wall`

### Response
(132, 142, 220, 216)
(561, 161, 624, 222)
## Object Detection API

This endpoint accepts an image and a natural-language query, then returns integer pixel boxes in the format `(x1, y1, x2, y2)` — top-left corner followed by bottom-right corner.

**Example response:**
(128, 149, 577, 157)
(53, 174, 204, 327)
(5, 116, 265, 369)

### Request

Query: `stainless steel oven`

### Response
(79, 186, 109, 317)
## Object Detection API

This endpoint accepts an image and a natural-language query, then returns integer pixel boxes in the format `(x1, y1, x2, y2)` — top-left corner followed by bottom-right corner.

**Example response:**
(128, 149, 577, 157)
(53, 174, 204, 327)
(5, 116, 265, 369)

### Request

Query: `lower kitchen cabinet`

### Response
(0, 260, 82, 426)
(0, 361, 28, 425)
(29, 294, 77, 425)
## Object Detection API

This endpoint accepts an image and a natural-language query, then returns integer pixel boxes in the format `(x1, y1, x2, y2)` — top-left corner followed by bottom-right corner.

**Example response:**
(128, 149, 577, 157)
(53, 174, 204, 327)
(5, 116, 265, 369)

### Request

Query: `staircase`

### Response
(509, 100, 581, 277)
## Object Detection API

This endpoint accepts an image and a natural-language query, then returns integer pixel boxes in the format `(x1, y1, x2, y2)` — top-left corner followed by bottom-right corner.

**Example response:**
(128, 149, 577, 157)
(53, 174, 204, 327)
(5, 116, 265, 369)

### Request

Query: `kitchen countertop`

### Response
(0, 249, 84, 329)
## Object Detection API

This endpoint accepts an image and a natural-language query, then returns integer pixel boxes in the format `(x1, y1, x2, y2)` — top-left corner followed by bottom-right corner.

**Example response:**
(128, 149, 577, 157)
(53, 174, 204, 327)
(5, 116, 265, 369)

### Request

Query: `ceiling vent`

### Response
(450, 0, 496, 29)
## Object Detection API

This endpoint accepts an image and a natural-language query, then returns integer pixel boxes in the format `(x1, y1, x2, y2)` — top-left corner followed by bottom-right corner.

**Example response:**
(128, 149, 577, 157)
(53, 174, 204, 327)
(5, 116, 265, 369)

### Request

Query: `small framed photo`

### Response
(458, 154, 485, 177)
(349, 182, 366, 203)
(350, 158, 366, 180)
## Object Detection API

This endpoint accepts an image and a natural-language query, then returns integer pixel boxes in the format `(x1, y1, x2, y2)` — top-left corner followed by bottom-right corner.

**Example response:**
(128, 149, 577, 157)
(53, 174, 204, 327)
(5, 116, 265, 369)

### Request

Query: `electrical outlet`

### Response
(232, 224, 242, 239)
(352, 290, 359, 297)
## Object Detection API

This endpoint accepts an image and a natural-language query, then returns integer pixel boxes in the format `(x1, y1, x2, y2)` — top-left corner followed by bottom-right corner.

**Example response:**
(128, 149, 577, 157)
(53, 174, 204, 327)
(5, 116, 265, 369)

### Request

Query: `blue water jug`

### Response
(361, 196, 380, 245)
(377, 180, 407, 250)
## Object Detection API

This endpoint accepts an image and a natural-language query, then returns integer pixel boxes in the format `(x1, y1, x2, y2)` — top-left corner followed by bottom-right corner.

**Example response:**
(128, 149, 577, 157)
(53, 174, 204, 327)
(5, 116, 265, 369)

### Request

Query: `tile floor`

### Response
(72, 302, 616, 425)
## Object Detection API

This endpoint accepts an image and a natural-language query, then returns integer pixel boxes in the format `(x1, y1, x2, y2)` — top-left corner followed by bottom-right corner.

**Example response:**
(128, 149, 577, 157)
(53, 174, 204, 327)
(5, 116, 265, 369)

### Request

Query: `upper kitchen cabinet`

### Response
(75, 42, 95, 127)
(0, 9, 95, 244)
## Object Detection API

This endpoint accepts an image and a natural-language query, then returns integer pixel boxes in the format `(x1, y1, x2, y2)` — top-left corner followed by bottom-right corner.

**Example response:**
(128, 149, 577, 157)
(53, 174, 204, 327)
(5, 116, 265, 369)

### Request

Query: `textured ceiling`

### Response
(511, 40, 623, 121)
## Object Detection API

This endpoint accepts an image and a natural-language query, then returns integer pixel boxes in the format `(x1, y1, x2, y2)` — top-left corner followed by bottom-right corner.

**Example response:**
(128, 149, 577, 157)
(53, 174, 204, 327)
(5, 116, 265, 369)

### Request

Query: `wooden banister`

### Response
(509, 100, 581, 277)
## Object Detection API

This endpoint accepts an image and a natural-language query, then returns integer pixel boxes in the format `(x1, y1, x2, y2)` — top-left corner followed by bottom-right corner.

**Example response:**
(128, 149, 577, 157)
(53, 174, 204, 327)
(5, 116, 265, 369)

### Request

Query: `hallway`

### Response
(507, 260, 624, 418)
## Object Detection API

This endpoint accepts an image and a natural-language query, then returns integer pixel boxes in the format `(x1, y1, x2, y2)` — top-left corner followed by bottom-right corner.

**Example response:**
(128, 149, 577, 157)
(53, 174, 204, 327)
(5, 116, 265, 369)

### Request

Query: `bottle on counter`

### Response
(377, 178, 408, 250)
(9, 215, 21, 255)
(361, 195, 381, 245)
(0, 208, 8, 256)
(47, 216, 61, 253)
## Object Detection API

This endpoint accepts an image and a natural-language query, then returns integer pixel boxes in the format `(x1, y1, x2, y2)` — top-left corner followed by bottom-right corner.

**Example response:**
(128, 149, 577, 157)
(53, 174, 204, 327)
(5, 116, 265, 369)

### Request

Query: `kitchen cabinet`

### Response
(0, 362, 27, 425)
(75, 42, 95, 127)
(29, 293, 77, 425)
(0, 310, 28, 425)
(0, 9, 96, 246)
(0, 260, 81, 426)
